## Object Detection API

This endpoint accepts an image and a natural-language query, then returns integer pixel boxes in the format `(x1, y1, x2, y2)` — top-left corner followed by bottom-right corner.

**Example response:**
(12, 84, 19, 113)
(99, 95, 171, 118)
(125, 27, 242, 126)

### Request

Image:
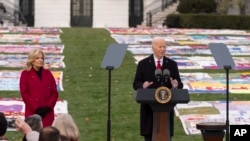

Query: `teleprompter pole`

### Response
(106, 66, 114, 141)
(209, 43, 235, 141)
(224, 65, 231, 141)
(101, 44, 128, 141)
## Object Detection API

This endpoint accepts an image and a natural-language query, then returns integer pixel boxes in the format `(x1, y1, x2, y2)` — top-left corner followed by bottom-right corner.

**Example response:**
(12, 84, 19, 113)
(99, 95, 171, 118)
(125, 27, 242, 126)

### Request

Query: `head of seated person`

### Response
(0, 112, 8, 140)
(25, 114, 43, 132)
(52, 113, 80, 141)
(39, 126, 60, 141)
(22, 114, 43, 141)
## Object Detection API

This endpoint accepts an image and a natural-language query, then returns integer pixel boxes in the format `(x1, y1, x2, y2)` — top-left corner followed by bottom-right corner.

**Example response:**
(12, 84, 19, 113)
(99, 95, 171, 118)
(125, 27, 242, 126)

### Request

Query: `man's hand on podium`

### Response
(143, 81, 153, 88)
(170, 77, 178, 88)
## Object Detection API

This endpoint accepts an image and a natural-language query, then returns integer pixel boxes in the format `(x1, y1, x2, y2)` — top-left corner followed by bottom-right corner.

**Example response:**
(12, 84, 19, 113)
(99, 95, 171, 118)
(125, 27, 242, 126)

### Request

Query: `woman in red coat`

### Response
(19, 49, 59, 127)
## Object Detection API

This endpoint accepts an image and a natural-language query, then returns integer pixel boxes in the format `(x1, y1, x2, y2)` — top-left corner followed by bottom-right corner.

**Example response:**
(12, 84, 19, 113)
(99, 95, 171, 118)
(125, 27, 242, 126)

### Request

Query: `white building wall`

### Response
(3, 0, 159, 28)
(93, 0, 129, 28)
(35, 0, 70, 27)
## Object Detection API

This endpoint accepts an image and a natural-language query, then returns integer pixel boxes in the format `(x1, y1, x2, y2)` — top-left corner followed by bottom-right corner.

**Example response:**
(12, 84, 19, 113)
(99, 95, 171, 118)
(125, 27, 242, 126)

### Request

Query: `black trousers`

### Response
(144, 135, 152, 141)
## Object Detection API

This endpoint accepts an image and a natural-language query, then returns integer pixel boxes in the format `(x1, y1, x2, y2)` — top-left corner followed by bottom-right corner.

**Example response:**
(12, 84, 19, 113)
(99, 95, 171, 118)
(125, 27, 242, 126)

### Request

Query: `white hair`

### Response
(152, 37, 166, 46)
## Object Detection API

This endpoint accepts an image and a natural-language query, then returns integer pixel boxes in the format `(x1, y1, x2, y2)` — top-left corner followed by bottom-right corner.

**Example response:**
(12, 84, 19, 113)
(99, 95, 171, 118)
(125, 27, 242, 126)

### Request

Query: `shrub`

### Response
(177, 0, 217, 13)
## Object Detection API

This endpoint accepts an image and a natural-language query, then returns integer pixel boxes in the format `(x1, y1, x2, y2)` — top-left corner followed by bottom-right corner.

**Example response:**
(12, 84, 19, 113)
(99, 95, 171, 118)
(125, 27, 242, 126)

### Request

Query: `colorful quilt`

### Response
(133, 55, 250, 70)
(0, 98, 67, 131)
(181, 72, 250, 94)
(0, 53, 65, 68)
(107, 27, 250, 35)
(0, 34, 61, 43)
(0, 70, 64, 91)
(128, 44, 250, 55)
(109, 28, 250, 135)
(0, 44, 64, 54)
(0, 27, 62, 34)
(0, 27, 65, 91)
(175, 101, 250, 135)
(107, 27, 250, 94)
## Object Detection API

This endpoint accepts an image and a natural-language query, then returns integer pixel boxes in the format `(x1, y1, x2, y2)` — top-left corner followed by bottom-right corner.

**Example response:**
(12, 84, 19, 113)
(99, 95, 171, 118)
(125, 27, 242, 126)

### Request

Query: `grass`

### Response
(3, 27, 250, 141)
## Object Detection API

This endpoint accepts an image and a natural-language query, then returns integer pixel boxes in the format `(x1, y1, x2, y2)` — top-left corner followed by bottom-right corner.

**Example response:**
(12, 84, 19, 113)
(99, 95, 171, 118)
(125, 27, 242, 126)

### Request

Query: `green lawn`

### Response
(3, 28, 250, 141)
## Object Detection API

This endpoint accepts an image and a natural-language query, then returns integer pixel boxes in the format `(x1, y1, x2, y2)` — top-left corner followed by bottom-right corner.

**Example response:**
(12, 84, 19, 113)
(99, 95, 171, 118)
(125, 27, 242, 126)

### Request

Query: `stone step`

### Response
(140, 1, 179, 27)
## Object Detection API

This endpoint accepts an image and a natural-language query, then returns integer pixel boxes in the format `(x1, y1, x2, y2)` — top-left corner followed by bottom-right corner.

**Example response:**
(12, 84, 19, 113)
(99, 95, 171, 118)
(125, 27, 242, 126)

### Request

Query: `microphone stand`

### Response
(160, 76, 164, 86)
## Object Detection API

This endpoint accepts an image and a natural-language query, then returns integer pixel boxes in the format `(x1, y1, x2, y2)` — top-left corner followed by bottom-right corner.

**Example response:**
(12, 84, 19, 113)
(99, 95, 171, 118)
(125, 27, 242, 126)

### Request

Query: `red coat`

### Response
(19, 67, 59, 127)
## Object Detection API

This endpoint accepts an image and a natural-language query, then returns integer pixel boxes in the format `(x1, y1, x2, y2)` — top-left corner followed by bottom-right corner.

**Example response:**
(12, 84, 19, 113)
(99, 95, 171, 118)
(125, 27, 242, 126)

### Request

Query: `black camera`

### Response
(7, 118, 16, 128)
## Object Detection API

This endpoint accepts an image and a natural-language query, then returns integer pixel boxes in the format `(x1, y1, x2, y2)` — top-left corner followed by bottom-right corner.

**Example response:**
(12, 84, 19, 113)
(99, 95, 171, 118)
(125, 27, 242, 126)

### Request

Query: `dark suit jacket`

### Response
(133, 54, 183, 136)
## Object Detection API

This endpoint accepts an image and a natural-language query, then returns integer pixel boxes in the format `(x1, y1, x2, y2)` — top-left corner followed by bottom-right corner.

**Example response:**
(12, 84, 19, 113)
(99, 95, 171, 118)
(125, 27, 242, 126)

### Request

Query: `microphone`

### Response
(155, 69, 162, 83)
(163, 69, 170, 83)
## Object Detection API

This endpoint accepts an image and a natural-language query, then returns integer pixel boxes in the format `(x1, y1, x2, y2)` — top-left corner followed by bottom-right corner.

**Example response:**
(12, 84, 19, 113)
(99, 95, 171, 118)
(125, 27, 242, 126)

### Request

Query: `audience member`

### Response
(52, 114, 80, 141)
(15, 117, 39, 141)
(0, 3, 6, 13)
(19, 49, 59, 127)
(38, 126, 60, 141)
(25, 114, 43, 132)
(0, 3, 7, 25)
(22, 114, 43, 141)
(0, 112, 8, 140)
(16, 114, 79, 141)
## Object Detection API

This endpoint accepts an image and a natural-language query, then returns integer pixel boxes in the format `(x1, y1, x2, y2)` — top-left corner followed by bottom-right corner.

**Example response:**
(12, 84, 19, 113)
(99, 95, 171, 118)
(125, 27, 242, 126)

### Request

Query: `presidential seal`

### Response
(154, 86, 172, 104)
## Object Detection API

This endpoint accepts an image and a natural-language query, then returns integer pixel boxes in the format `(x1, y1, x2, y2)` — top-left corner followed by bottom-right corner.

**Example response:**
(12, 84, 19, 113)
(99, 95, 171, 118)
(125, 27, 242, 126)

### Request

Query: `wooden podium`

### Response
(135, 88, 190, 141)
(196, 122, 226, 141)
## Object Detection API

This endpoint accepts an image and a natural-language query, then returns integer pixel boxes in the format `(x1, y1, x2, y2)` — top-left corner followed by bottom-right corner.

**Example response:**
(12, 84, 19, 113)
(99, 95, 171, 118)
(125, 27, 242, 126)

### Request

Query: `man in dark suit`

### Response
(133, 37, 183, 141)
